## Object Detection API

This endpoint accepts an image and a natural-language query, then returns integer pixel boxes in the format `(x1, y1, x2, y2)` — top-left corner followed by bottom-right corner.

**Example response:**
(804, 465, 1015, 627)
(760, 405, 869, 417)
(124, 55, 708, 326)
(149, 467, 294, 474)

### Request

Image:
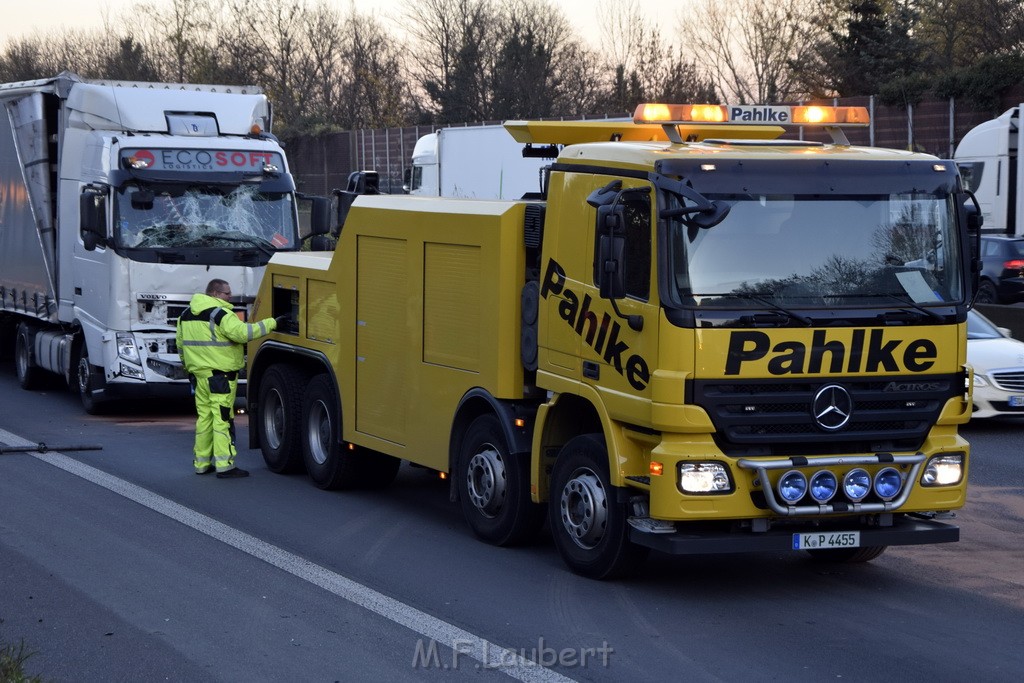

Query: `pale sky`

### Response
(0, 0, 684, 48)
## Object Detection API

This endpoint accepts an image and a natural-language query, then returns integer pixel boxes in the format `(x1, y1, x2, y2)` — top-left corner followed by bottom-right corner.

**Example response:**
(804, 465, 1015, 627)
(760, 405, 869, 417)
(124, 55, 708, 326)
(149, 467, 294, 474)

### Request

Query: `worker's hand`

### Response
(274, 314, 292, 328)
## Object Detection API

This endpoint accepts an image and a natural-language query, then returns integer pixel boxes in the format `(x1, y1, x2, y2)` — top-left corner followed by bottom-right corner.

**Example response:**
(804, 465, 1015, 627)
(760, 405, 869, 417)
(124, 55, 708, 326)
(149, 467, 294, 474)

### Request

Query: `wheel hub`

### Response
(466, 447, 507, 517)
(264, 389, 285, 450)
(307, 400, 331, 465)
(77, 356, 91, 395)
(558, 468, 608, 549)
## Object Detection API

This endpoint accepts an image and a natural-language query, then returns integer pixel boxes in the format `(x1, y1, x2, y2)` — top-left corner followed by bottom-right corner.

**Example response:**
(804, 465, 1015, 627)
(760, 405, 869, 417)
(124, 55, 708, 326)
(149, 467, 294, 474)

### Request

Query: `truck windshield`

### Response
(114, 184, 297, 250)
(667, 193, 962, 307)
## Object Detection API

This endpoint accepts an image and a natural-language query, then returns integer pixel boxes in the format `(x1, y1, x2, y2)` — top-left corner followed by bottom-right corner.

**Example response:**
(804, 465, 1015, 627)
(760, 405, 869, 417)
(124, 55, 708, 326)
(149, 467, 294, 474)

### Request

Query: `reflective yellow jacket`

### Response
(175, 292, 277, 373)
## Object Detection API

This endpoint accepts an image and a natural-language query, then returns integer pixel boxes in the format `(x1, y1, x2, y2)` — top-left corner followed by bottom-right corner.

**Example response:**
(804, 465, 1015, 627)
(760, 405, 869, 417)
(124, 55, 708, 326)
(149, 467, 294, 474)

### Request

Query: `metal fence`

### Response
(282, 87, 1024, 196)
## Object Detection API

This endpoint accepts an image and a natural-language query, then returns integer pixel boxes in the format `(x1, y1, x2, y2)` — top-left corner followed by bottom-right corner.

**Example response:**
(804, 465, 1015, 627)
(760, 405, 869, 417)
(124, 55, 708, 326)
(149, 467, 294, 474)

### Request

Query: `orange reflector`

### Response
(514, 418, 526, 428)
(439, 471, 448, 480)
(650, 461, 664, 476)
(347, 443, 355, 450)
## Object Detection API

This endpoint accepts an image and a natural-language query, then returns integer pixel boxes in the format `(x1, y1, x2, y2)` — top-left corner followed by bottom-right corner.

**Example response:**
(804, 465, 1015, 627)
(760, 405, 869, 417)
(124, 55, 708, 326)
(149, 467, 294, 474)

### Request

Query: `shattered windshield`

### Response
(667, 193, 962, 307)
(114, 184, 297, 250)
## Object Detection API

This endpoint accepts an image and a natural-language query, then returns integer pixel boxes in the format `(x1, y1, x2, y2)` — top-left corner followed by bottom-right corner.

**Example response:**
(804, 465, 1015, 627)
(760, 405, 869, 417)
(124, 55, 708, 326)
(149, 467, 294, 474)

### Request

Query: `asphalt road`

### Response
(0, 369, 1021, 682)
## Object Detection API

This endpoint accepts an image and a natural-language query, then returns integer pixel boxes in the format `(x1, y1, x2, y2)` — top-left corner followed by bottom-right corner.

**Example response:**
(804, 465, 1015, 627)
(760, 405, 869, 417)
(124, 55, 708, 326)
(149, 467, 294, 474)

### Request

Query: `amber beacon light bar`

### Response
(633, 102, 871, 144)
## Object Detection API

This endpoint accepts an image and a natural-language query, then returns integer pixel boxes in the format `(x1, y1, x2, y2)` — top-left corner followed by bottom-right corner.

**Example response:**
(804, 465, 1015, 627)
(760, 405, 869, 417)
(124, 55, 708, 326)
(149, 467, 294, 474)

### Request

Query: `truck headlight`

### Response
(921, 454, 964, 486)
(678, 462, 732, 494)
(116, 332, 141, 363)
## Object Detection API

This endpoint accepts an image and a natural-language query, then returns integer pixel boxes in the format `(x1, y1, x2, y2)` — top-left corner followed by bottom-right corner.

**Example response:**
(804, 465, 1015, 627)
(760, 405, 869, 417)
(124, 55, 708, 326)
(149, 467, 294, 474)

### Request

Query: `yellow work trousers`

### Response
(191, 369, 238, 472)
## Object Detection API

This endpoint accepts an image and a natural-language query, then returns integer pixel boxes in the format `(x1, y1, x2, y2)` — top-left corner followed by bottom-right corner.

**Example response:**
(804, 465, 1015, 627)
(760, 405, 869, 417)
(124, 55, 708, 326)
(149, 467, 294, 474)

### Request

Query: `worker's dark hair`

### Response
(206, 278, 230, 295)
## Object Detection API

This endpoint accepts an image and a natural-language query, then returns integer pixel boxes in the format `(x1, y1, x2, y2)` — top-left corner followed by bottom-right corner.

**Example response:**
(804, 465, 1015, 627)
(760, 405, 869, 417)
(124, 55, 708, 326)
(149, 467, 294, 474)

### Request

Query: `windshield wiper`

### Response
(870, 293, 944, 322)
(741, 294, 813, 326)
(205, 232, 276, 256)
(696, 292, 813, 326)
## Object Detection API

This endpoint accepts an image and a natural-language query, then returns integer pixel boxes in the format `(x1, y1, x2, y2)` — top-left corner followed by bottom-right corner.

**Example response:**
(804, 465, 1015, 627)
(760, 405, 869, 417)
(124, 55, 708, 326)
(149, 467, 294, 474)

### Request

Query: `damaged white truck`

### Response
(0, 72, 316, 413)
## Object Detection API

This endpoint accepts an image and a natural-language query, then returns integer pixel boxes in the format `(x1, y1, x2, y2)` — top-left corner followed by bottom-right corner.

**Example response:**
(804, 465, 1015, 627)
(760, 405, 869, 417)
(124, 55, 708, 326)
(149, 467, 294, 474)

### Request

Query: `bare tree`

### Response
(595, 0, 717, 110)
(138, 0, 218, 82)
(336, 8, 411, 128)
(680, 0, 819, 103)
(401, 0, 500, 122)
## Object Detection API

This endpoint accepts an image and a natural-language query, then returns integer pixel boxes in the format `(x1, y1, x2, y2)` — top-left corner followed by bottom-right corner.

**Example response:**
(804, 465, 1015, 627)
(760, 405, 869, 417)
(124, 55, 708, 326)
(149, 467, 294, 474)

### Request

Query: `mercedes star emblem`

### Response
(812, 384, 853, 431)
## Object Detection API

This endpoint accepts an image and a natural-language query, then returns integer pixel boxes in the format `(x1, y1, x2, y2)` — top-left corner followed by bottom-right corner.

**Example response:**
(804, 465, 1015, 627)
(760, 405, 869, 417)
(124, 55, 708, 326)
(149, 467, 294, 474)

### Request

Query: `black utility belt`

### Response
(211, 370, 238, 381)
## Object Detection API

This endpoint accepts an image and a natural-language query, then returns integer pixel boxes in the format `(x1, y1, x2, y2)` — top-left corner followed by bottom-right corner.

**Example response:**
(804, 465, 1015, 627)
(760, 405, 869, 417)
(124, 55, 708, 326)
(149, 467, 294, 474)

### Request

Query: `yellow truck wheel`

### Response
(301, 374, 358, 490)
(548, 433, 648, 579)
(257, 365, 306, 474)
(457, 414, 544, 546)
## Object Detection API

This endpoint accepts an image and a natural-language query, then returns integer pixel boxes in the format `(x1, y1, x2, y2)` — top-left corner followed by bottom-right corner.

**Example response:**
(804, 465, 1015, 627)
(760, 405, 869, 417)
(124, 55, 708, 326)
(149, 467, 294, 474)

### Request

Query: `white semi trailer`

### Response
(405, 124, 552, 199)
(954, 105, 1024, 235)
(0, 72, 323, 413)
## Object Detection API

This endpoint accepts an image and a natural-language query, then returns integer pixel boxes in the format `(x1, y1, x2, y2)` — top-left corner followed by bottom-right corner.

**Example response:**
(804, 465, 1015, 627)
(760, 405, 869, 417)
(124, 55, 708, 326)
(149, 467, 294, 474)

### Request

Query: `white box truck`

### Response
(0, 72, 323, 413)
(405, 124, 552, 199)
(954, 105, 1023, 235)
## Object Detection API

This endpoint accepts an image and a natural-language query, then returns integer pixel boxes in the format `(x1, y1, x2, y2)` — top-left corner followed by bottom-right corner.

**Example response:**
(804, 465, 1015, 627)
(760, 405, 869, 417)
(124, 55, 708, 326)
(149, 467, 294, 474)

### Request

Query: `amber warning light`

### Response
(634, 103, 870, 127)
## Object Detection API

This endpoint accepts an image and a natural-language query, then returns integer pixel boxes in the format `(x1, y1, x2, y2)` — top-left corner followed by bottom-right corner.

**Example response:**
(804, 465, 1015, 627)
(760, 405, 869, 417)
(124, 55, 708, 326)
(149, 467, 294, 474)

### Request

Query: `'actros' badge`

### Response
(812, 384, 853, 431)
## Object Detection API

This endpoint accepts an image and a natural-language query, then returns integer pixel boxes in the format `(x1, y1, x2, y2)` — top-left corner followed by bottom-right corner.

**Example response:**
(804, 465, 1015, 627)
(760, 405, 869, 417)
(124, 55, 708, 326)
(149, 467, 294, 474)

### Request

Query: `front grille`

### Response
(692, 374, 959, 457)
(168, 303, 189, 325)
(991, 369, 1024, 391)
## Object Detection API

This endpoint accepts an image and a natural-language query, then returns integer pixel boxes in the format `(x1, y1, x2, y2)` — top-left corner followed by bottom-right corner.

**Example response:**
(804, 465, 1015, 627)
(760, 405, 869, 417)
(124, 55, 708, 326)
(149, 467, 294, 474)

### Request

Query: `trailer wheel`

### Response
(548, 433, 648, 579)
(457, 414, 543, 546)
(14, 323, 42, 390)
(257, 365, 306, 473)
(301, 374, 358, 490)
(806, 546, 887, 563)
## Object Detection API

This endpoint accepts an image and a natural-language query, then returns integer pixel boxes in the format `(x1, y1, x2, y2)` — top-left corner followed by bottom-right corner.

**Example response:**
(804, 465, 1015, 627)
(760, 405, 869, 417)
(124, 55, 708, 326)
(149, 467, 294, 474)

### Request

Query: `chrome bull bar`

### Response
(737, 453, 926, 517)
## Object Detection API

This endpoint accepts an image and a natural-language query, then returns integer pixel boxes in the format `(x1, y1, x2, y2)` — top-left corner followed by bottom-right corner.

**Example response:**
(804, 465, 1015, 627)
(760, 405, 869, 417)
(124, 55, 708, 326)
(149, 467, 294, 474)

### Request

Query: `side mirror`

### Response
(966, 207, 984, 231)
(79, 191, 107, 251)
(310, 197, 330, 236)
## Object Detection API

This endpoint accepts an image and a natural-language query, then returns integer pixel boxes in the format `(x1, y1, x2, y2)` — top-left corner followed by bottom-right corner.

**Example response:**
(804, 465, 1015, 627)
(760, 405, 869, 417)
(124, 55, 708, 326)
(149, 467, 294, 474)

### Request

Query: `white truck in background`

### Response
(954, 105, 1023, 235)
(0, 72, 325, 413)
(405, 124, 553, 199)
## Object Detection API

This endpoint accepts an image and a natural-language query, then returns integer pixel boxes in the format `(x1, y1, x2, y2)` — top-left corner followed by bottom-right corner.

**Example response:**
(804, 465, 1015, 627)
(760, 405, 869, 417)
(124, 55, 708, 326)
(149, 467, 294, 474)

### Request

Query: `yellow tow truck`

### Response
(246, 103, 978, 578)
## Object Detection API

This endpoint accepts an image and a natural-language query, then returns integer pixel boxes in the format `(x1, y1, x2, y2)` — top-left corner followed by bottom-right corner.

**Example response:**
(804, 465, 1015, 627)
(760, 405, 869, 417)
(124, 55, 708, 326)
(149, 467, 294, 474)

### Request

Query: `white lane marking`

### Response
(0, 428, 575, 683)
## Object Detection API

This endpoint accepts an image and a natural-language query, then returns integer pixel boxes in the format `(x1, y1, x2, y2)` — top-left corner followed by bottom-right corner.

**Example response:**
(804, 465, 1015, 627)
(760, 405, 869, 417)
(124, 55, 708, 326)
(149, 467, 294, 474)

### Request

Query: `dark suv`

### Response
(978, 236, 1024, 304)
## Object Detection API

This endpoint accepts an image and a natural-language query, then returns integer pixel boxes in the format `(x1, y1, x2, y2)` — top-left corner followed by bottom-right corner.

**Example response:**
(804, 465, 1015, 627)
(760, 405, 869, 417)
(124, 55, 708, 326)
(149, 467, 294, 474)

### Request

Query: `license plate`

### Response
(792, 531, 861, 550)
(1009, 395, 1024, 407)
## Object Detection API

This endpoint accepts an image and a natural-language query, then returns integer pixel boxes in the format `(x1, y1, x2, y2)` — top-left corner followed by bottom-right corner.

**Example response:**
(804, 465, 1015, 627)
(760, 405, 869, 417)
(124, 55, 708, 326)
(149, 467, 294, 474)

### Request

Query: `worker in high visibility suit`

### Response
(176, 278, 287, 478)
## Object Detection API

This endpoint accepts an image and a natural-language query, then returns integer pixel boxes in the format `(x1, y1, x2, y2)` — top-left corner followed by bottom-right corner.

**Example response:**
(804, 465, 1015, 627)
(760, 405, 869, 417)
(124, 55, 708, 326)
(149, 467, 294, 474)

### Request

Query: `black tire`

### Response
(14, 323, 42, 390)
(257, 365, 306, 473)
(457, 414, 544, 546)
(548, 433, 648, 579)
(976, 279, 998, 305)
(806, 545, 887, 563)
(301, 374, 358, 490)
(74, 343, 107, 415)
(300, 373, 399, 490)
